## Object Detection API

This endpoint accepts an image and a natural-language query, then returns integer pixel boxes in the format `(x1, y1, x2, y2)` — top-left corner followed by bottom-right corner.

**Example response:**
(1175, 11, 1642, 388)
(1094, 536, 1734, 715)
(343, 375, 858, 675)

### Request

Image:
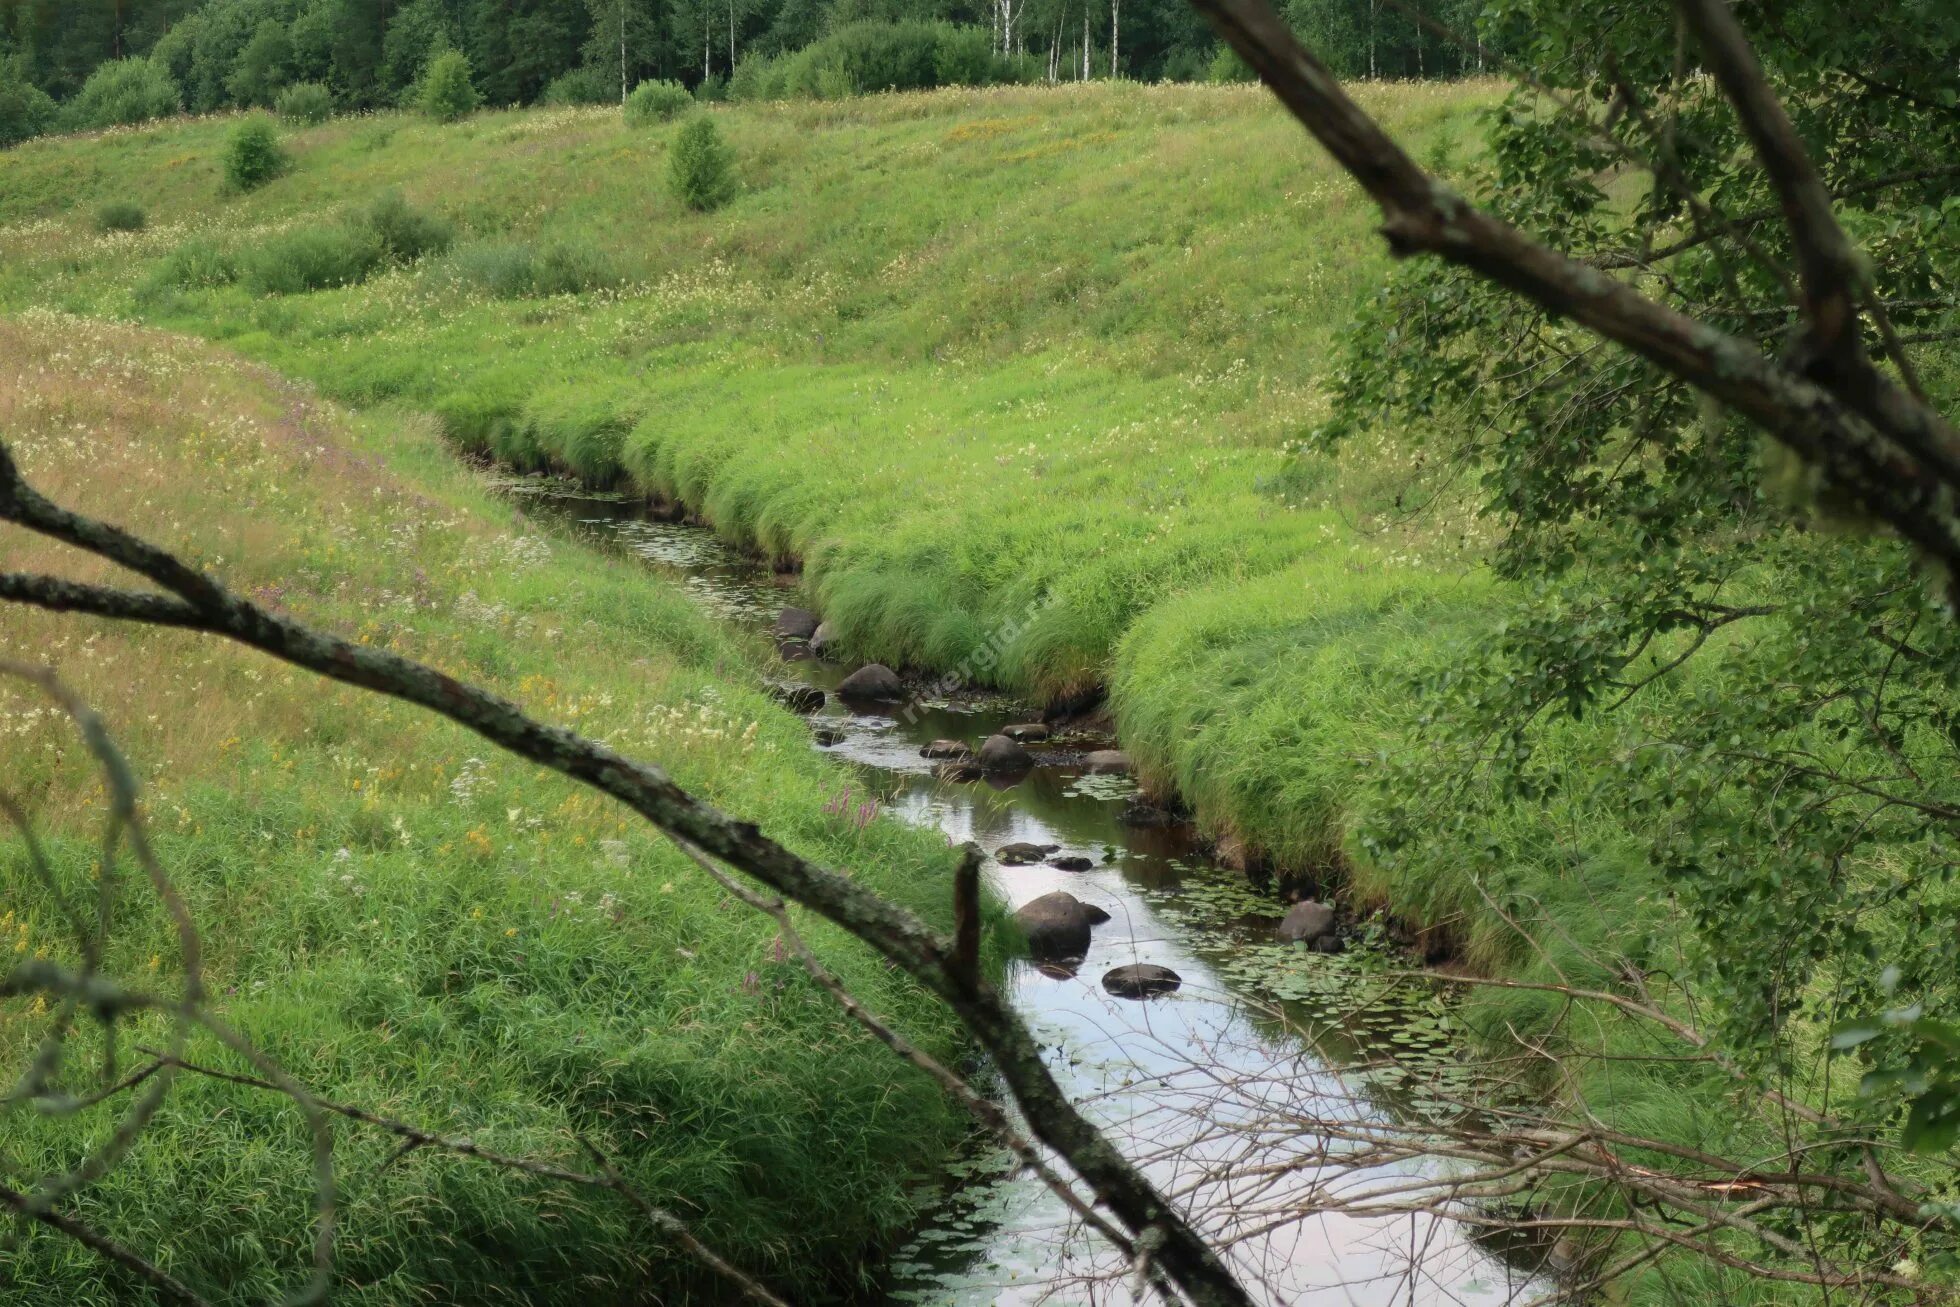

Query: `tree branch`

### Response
(0, 442, 1252, 1307)
(1186, 0, 1960, 604)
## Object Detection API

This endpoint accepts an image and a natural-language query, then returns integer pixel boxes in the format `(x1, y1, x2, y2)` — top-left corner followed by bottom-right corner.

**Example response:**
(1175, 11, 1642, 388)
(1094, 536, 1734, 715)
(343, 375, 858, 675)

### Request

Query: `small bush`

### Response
(244, 226, 383, 295)
(624, 79, 692, 125)
(62, 57, 180, 131)
(450, 241, 619, 298)
(1206, 45, 1256, 83)
(275, 81, 334, 125)
(0, 64, 57, 148)
(543, 66, 614, 106)
(694, 73, 727, 103)
(95, 201, 147, 232)
(418, 50, 480, 122)
(355, 190, 453, 263)
(225, 117, 288, 191)
(668, 115, 735, 212)
(148, 239, 239, 291)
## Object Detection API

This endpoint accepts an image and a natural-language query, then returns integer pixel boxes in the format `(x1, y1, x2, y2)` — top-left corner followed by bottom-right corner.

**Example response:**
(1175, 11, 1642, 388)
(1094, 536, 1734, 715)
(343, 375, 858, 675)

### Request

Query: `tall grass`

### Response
(0, 313, 981, 1303)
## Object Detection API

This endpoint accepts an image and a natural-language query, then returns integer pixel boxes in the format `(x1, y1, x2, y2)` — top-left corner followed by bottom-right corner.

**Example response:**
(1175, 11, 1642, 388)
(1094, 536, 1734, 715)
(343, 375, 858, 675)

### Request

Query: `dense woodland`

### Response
(0, 0, 1488, 130)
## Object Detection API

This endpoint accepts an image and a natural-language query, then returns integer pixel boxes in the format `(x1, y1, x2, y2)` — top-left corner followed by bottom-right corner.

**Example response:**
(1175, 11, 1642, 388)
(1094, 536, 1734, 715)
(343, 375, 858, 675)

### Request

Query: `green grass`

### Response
(1, 83, 1942, 1300)
(0, 314, 991, 1305)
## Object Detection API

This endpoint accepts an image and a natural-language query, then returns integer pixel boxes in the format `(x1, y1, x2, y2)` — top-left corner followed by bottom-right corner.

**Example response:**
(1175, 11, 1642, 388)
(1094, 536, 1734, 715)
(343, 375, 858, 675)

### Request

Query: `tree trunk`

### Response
(728, 0, 736, 77)
(1110, 0, 1118, 78)
(620, 2, 628, 104)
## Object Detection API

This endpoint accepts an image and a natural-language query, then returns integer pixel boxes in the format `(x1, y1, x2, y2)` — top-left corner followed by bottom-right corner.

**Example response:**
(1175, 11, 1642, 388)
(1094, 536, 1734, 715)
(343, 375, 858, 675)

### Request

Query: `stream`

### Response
(512, 484, 1552, 1306)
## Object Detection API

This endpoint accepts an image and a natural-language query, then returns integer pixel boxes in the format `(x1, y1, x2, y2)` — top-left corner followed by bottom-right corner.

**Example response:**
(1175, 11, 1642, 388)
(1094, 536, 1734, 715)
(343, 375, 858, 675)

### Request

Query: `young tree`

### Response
(417, 45, 480, 118)
(668, 112, 735, 208)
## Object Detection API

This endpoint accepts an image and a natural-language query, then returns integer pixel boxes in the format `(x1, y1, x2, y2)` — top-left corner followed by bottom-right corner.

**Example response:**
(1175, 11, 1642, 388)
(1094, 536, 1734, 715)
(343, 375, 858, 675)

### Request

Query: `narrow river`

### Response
(514, 484, 1551, 1306)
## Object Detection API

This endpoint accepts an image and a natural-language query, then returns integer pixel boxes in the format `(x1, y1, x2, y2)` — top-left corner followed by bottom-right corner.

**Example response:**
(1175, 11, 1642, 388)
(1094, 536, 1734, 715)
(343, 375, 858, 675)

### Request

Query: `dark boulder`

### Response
(1014, 892, 1101, 960)
(1080, 901, 1111, 924)
(1277, 900, 1337, 947)
(1118, 801, 1177, 828)
(977, 733, 1034, 773)
(996, 842, 1056, 865)
(1002, 722, 1050, 742)
(1101, 963, 1181, 998)
(933, 760, 982, 783)
(765, 682, 824, 713)
(976, 736, 1034, 775)
(1312, 934, 1345, 955)
(1081, 750, 1133, 775)
(921, 739, 973, 760)
(1047, 854, 1093, 872)
(836, 663, 904, 702)
(812, 726, 844, 747)
(774, 607, 820, 640)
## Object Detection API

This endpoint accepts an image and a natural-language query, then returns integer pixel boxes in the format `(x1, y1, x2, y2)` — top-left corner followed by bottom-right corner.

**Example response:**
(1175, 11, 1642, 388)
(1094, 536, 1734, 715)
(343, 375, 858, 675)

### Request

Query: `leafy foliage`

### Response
(1318, 0, 1960, 1156)
(667, 114, 735, 211)
(728, 21, 1029, 101)
(416, 48, 481, 122)
(60, 56, 181, 131)
(0, 61, 55, 148)
(94, 200, 147, 232)
(354, 189, 454, 263)
(624, 77, 693, 124)
(274, 79, 334, 124)
(223, 114, 287, 190)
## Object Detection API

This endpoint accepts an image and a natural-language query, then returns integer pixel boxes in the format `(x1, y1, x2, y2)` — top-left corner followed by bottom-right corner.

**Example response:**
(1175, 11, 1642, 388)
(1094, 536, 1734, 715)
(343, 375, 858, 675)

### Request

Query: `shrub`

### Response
(543, 66, 615, 106)
(668, 115, 735, 212)
(62, 57, 180, 131)
(450, 241, 620, 298)
(932, 25, 995, 85)
(624, 79, 692, 125)
(224, 116, 288, 190)
(244, 226, 383, 295)
(355, 190, 453, 263)
(0, 63, 57, 148)
(275, 81, 334, 125)
(95, 201, 147, 233)
(417, 49, 480, 122)
(147, 239, 239, 291)
(727, 23, 1017, 102)
(1206, 44, 1257, 83)
(694, 73, 727, 103)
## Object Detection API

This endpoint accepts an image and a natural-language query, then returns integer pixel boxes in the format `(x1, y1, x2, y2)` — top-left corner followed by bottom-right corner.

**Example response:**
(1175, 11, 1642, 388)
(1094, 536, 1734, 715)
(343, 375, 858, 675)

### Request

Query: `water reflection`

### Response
(509, 483, 1548, 1306)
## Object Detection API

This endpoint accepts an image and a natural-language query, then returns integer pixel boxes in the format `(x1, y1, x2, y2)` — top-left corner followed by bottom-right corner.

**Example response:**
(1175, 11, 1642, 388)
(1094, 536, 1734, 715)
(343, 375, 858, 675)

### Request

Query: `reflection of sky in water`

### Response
(517, 490, 1546, 1306)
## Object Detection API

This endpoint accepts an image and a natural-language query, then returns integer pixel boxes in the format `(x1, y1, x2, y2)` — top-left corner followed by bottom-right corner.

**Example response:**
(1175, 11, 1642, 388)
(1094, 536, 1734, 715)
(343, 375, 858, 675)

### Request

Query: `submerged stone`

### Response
(1102, 963, 1181, 998)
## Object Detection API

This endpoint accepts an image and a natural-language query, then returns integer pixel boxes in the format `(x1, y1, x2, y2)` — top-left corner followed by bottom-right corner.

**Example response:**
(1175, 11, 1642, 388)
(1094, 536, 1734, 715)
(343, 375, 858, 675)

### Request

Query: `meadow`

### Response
(0, 311, 989, 1303)
(1, 79, 1950, 1301)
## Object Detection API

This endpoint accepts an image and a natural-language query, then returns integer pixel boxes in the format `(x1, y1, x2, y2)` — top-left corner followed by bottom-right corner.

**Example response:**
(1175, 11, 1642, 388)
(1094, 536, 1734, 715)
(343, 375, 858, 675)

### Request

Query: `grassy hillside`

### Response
(0, 311, 981, 1304)
(2, 83, 1943, 1300)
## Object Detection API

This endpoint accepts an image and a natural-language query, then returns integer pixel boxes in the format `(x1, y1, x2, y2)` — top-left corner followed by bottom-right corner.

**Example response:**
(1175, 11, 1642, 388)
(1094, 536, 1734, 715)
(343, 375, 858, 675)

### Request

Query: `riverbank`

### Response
(0, 314, 983, 1303)
(0, 83, 1917, 1300)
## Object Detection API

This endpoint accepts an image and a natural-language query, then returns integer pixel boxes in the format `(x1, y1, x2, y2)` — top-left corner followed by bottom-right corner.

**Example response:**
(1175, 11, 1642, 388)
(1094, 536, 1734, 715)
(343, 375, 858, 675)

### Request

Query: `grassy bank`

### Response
(1, 82, 1944, 1299)
(0, 311, 983, 1304)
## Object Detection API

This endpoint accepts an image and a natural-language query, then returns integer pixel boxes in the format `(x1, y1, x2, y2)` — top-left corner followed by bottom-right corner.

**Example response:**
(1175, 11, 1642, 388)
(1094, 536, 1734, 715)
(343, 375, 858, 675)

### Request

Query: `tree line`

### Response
(0, 0, 1490, 132)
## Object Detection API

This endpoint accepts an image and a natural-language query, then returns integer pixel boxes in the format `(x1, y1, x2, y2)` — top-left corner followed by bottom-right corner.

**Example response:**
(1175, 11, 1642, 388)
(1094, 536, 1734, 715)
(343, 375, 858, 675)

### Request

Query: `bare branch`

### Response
(0, 442, 1253, 1307)
(1186, 0, 1960, 602)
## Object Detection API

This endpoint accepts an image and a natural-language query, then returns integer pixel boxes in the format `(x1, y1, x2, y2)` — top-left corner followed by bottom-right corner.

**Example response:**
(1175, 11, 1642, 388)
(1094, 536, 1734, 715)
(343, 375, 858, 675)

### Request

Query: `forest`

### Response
(1, 0, 1958, 1302)
(0, 0, 1486, 129)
